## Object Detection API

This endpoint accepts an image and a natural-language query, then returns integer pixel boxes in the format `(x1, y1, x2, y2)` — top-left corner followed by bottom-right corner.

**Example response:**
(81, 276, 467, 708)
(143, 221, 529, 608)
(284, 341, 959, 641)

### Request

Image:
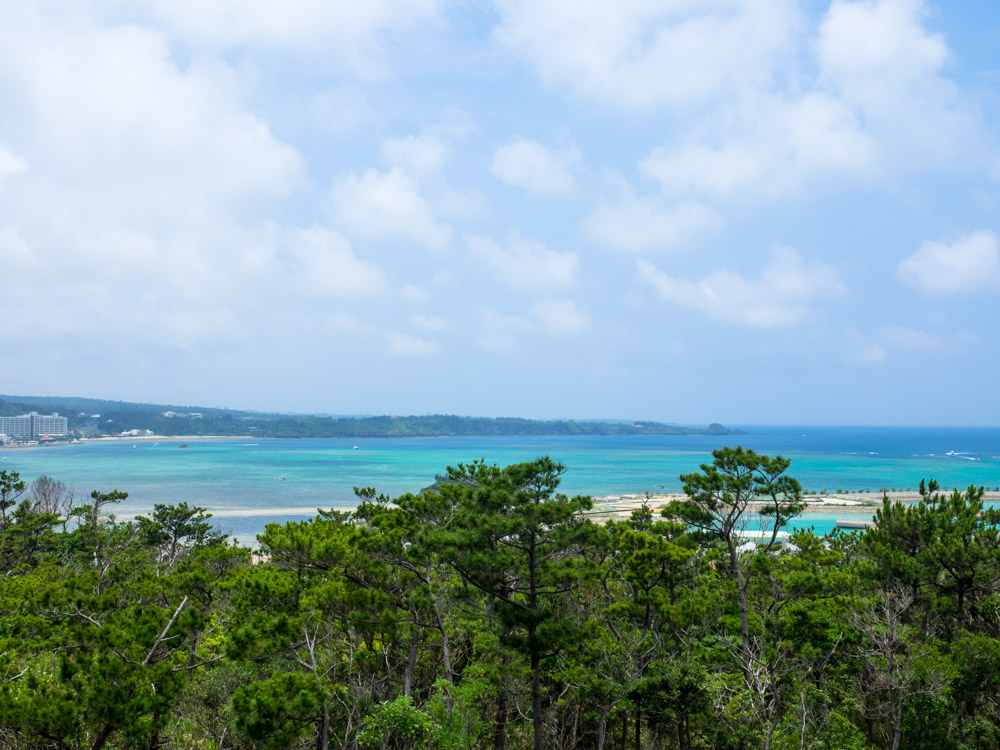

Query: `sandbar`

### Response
(586, 490, 1000, 522)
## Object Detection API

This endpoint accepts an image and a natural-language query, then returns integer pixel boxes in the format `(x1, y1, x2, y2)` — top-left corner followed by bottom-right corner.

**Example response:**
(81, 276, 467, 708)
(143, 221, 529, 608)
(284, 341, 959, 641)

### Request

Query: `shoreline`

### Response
(587, 490, 1000, 520)
(0, 434, 255, 450)
(3, 440, 995, 522)
(85, 435, 253, 442)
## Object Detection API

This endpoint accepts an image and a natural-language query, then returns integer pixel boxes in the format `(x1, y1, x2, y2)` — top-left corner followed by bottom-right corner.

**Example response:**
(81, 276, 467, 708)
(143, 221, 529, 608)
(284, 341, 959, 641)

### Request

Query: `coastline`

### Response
(587, 490, 1000, 521)
(1, 434, 254, 450)
(86, 435, 253, 442)
(3, 436, 996, 526)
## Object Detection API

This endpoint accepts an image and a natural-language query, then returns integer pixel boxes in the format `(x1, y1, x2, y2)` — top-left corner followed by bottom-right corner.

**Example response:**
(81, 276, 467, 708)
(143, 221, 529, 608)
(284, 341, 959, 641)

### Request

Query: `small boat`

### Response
(153, 442, 159, 447)
(178, 444, 188, 449)
(132, 445, 137, 449)
(275, 476, 285, 481)
(352, 445, 359, 450)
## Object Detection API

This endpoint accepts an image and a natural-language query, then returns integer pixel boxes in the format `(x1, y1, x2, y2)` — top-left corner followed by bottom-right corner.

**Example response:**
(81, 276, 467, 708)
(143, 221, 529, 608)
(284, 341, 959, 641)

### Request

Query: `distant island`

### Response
(0, 394, 744, 440)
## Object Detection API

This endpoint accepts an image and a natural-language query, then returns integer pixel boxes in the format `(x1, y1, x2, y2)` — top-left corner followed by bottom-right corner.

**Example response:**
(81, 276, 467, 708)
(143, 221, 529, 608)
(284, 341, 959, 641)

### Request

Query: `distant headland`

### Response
(0, 394, 744, 441)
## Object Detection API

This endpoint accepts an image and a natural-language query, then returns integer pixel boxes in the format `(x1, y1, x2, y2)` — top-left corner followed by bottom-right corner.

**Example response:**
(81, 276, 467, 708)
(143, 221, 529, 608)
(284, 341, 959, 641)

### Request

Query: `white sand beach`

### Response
(585, 490, 1000, 521)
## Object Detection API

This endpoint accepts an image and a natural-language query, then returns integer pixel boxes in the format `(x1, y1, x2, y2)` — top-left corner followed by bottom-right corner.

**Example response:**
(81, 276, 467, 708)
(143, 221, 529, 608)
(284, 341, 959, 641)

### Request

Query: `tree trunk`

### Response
(433, 594, 454, 683)
(634, 699, 641, 750)
(731, 543, 752, 687)
(91, 723, 115, 750)
(529, 530, 544, 750)
(494, 680, 508, 750)
(596, 709, 608, 750)
(403, 629, 419, 697)
(425, 557, 455, 685)
(762, 670, 781, 750)
(532, 650, 544, 750)
(891, 700, 903, 750)
(763, 721, 776, 750)
(187, 632, 197, 679)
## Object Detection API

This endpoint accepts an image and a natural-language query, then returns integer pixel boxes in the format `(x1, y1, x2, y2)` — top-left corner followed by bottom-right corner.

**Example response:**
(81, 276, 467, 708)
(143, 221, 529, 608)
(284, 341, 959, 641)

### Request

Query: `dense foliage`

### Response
(1, 450, 999, 750)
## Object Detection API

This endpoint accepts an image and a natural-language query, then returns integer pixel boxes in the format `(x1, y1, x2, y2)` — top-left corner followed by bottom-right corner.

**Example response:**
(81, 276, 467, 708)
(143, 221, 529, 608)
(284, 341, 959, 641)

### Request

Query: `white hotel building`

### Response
(0, 411, 69, 438)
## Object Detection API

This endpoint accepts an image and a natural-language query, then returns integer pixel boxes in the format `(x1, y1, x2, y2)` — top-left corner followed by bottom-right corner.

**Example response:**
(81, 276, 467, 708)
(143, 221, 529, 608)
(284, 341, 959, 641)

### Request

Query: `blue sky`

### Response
(1, 0, 998, 425)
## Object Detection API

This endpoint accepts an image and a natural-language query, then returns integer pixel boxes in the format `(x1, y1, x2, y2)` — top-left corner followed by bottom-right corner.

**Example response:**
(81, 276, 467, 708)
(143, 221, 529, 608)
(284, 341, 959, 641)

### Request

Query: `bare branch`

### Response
(142, 596, 189, 667)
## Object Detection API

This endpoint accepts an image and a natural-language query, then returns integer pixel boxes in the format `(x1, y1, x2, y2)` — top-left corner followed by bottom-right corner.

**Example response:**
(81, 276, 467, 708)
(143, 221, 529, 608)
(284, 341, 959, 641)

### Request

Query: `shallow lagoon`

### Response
(2, 426, 998, 544)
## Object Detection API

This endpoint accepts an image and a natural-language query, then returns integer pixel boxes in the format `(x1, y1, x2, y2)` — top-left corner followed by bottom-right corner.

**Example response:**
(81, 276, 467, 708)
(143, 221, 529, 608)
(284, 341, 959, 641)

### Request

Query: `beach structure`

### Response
(733, 530, 794, 550)
(835, 518, 876, 530)
(0, 411, 69, 438)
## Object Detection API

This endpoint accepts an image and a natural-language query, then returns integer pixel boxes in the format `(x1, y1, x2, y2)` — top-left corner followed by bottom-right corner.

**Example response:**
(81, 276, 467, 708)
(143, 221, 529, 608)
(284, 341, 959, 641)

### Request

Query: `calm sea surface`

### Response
(3, 427, 999, 543)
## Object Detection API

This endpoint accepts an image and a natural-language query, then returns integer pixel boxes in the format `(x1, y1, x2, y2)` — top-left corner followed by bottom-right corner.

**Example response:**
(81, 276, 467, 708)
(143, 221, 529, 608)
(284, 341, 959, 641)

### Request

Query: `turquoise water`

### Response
(2, 427, 998, 543)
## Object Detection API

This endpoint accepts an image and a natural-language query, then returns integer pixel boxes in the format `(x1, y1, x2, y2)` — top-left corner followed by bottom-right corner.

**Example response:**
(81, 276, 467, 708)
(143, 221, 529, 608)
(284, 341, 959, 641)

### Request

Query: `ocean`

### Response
(2, 426, 999, 544)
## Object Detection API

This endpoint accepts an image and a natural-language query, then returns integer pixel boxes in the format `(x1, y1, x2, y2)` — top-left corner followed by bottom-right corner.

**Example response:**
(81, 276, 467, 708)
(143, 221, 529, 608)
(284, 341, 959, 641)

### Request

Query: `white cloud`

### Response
(530, 298, 589, 335)
(1, 0, 994, 414)
(496, 0, 986, 195)
(494, 0, 800, 110)
(584, 190, 721, 253)
(399, 270, 458, 304)
(329, 130, 465, 250)
(819, 0, 948, 98)
(0, 7, 305, 346)
(468, 232, 578, 292)
(818, 0, 946, 102)
(411, 314, 452, 332)
(303, 86, 372, 135)
(161, 308, 243, 343)
(435, 187, 486, 221)
(897, 230, 1000, 294)
(399, 284, 429, 304)
(1, 20, 302, 221)
(427, 270, 457, 287)
(639, 247, 843, 327)
(283, 227, 385, 298)
(476, 307, 532, 353)
(640, 93, 876, 197)
(490, 138, 578, 195)
(383, 133, 450, 176)
(850, 341, 888, 366)
(138, 0, 445, 75)
(847, 324, 976, 366)
(879, 325, 943, 352)
(330, 168, 452, 249)
(816, 0, 977, 168)
(0, 146, 26, 179)
(476, 333, 517, 354)
(0, 226, 36, 271)
(322, 313, 378, 335)
(632, 0, 988, 205)
(386, 331, 441, 356)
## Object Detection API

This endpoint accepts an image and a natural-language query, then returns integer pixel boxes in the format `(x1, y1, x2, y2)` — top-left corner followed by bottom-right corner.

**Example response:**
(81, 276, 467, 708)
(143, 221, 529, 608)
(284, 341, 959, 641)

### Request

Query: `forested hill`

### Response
(1, 454, 997, 748)
(0, 395, 743, 438)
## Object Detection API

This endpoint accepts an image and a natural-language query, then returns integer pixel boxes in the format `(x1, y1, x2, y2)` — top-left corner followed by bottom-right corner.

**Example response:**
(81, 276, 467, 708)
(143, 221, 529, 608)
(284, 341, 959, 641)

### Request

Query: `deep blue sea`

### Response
(2, 426, 998, 544)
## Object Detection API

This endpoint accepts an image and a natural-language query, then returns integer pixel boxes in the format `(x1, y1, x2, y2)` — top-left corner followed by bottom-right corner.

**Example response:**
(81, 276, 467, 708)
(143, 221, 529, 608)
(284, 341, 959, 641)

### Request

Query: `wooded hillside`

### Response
(0, 451, 995, 749)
